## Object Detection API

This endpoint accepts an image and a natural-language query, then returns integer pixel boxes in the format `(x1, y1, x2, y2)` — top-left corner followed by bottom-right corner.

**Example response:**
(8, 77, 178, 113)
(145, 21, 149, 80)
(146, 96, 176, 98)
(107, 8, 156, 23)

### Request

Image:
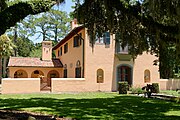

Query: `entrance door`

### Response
(117, 65, 132, 85)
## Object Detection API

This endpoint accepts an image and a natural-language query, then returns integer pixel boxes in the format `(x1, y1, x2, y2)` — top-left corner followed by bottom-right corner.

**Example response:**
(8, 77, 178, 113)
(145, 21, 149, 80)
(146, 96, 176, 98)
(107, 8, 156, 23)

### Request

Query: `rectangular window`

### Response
(73, 35, 81, 47)
(95, 32, 110, 44)
(104, 32, 110, 44)
(115, 42, 129, 54)
(59, 47, 62, 56)
(64, 43, 68, 54)
(75, 67, 81, 78)
(64, 69, 67, 78)
(58, 47, 62, 56)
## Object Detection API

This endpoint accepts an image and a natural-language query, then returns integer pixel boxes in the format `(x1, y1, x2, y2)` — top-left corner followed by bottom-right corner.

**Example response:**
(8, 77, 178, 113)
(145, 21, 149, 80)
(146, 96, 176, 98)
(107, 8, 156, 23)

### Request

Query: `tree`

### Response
(48, 9, 70, 41)
(14, 37, 35, 57)
(0, 34, 15, 82)
(0, 0, 65, 36)
(30, 9, 70, 41)
(74, 0, 180, 78)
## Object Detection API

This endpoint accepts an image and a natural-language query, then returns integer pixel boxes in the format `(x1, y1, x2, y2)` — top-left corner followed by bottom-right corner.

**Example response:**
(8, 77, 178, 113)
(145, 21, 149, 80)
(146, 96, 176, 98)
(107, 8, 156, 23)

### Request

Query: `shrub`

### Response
(130, 87, 145, 94)
(152, 83, 159, 93)
(118, 82, 129, 94)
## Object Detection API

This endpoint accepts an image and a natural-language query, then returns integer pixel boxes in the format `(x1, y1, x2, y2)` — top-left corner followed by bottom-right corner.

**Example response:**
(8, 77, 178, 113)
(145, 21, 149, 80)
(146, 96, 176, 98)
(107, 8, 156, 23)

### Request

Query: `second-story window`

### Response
(95, 32, 110, 44)
(64, 43, 68, 54)
(58, 47, 62, 56)
(115, 41, 129, 54)
(73, 35, 81, 47)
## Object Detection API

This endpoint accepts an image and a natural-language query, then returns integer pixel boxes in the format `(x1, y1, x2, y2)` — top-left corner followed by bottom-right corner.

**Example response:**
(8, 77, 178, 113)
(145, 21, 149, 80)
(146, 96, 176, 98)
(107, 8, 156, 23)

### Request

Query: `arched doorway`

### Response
(31, 70, 44, 78)
(117, 65, 132, 86)
(14, 69, 28, 78)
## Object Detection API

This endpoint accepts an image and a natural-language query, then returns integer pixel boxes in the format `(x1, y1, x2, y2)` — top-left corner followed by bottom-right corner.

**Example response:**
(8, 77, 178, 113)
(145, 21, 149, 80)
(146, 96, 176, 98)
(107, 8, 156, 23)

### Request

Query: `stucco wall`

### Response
(8, 67, 62, 78)
(2, 78, 40, 94)
(84, 29, 115, 91)
(51, 78, 86, 92)
(133, 52, 160, 87)
(55, 29, 84, 78)
(159, 79, 168, 90)
(166, 79, 180, 90)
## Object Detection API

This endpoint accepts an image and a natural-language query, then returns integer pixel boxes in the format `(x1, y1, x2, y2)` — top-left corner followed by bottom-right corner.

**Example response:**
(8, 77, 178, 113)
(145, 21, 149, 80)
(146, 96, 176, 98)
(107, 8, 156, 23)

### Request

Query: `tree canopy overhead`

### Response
(73, 0, 180, 78)
(74, 0, 180, 55)
(0, 0, 65, 36)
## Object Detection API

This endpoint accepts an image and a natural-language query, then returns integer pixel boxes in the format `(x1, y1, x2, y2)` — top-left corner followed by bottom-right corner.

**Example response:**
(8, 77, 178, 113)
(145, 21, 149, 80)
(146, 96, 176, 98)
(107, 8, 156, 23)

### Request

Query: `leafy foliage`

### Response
(0, 34, 15, 57)
(118, 81, 129, 94)
(152, 83, 160, 93)
(0, 0, 64, 36)
(0, 34, 15, 81)
(74, 0, 180, 78)
(15, 38, 35, 57)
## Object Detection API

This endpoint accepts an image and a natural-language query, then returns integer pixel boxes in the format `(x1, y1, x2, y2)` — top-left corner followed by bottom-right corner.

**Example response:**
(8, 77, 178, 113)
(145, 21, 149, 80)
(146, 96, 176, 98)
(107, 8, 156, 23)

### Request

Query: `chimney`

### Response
(70, 18, 78, 30)
(42, 41, 52, 61)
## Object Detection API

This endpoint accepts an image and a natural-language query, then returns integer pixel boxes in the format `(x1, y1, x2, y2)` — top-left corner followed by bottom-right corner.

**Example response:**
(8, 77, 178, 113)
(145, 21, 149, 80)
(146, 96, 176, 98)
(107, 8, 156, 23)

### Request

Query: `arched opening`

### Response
(47, 70, 59, 78)
(31, 70, 44, 78)
(14, 69, 28, 78)
(97, 69, 104, 83)
(144, 69, 151, 83)
(75, 60, 81, 78)
(117, 65, 132, 85)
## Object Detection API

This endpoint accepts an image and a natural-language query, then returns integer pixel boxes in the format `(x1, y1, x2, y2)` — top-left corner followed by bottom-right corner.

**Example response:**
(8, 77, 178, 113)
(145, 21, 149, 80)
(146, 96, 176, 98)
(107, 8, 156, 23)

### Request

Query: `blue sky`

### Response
(57, 1, 75, 13)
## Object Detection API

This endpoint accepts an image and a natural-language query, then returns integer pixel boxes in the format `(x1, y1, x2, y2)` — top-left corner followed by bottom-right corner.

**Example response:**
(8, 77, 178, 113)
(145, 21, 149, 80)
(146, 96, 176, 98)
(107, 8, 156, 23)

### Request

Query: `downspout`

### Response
(82, 36, 85, 78)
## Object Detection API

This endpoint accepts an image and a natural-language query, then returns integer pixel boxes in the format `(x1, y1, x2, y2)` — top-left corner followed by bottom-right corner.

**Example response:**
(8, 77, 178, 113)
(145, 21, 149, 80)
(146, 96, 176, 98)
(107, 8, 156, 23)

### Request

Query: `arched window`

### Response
(144, 69, 151, 83)
(97, 69, 104, 83)
(76, 60, 81, 67)
(75, 60, 81, 78)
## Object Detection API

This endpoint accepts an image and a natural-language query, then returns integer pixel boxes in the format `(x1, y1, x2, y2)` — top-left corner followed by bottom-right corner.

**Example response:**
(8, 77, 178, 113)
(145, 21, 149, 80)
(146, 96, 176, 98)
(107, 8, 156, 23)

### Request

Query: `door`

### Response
(117, 65, 132, 85)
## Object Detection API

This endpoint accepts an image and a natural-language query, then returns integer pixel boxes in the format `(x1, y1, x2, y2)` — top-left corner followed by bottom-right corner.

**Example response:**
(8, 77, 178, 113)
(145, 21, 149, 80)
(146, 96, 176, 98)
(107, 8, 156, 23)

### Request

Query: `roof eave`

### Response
(52, 26, 84, 50)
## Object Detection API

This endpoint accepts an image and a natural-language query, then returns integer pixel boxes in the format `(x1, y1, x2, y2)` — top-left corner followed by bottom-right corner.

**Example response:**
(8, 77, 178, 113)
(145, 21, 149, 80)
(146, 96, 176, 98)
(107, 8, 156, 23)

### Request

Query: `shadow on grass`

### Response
(0, 95, 179, 119)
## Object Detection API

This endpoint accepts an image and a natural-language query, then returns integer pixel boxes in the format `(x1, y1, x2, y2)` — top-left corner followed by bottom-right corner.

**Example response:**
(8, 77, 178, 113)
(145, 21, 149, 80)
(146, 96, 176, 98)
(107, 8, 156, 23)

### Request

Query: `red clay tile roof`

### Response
(53, 26, 84, 50)
(8, 57, 63, 68)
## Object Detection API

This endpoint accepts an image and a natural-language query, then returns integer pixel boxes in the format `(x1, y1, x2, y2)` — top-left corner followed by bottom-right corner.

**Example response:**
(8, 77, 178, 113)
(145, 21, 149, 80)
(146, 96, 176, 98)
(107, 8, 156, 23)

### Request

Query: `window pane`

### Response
(105, 32, 110, 44)
(64, 43, 68, 54)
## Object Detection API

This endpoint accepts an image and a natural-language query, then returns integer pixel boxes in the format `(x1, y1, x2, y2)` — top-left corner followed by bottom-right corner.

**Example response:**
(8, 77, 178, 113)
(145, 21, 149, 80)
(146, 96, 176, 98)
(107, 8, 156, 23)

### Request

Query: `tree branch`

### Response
(0, 0, 59, 36)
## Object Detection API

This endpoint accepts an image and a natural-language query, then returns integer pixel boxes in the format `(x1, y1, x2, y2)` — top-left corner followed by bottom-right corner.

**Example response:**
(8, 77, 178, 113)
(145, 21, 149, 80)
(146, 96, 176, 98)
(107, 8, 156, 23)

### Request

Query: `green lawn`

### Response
(0, 92, 180, 120)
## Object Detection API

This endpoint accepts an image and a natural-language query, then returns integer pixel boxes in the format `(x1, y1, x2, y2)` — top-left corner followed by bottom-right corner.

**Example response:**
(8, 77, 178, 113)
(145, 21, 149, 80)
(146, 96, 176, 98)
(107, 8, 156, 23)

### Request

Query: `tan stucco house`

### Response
(4, 19, 160, 93)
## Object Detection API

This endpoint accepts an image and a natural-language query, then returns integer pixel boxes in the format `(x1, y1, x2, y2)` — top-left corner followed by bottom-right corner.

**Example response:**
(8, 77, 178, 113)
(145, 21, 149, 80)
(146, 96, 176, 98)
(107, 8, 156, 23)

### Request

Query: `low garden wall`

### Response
(2, 78, 41, 94)
(160, 79, 180, 90)
(51, 78, 86, 92)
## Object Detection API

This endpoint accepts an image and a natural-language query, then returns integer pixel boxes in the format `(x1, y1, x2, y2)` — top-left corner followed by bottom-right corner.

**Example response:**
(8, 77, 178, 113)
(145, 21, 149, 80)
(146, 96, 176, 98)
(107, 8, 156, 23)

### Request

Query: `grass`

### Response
(161, 90, 180, 97)
(0, 92, 180, 119)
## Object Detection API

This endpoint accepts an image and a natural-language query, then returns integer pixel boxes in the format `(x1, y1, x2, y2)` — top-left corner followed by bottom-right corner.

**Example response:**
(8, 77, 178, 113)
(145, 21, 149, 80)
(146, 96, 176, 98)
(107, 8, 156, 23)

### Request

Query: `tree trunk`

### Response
(0, 57, 2, 84)
(55, 26, 58, 41)
(3, 56, 7, 77)
(13, 24, 18, 56)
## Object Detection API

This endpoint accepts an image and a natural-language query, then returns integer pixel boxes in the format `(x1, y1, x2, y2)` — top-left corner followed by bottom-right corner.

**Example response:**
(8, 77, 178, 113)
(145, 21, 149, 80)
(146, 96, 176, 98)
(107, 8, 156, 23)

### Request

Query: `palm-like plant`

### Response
(0, 34, 15, 82)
